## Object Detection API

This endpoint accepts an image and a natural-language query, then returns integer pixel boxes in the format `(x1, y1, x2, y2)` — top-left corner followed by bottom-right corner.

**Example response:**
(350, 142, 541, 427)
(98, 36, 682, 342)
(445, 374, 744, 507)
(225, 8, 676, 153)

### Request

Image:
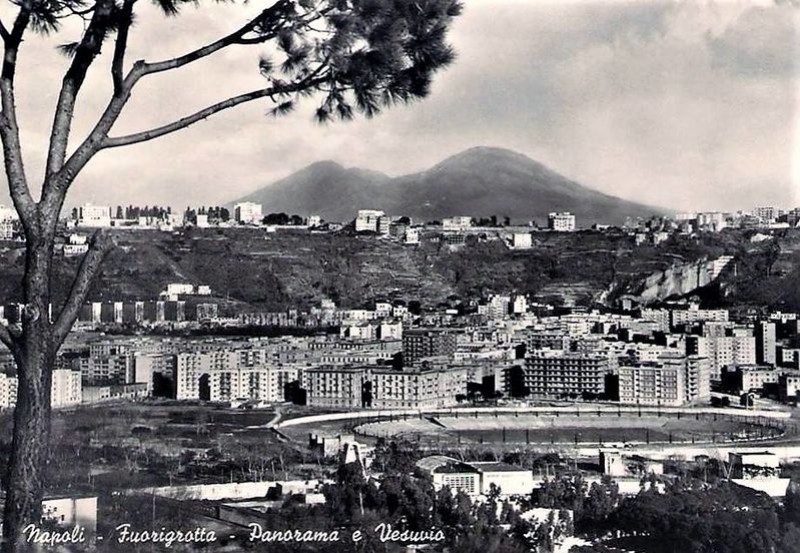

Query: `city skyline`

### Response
(0, 0, 795, 213)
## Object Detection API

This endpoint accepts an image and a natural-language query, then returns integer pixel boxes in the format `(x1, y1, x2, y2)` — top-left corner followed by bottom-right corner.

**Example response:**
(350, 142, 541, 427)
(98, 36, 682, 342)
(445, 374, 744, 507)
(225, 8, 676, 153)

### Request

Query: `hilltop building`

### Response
(234, 202, 263, 225)
(442, 216, 472, 232)
(355, 210, 387, 233)
(78, 203, 112, 227)
(548, 212, 576, 232)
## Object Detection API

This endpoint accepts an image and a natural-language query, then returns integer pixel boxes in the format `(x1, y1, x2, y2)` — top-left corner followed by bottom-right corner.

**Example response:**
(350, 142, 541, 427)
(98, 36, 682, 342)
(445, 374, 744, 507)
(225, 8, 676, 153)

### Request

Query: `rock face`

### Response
(616, 256, 735, 305)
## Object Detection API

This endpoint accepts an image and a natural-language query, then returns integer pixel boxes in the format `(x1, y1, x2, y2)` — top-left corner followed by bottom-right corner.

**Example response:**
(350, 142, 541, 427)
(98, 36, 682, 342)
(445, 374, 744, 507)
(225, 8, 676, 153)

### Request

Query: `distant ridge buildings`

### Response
(234, 202, 263, 225)
(548, 212, 576, 232)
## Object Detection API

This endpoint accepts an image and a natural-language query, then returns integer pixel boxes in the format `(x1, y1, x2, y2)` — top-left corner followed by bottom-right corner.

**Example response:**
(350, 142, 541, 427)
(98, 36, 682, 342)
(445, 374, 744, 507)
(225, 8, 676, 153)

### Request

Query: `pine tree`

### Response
(0, 0, 462, 549)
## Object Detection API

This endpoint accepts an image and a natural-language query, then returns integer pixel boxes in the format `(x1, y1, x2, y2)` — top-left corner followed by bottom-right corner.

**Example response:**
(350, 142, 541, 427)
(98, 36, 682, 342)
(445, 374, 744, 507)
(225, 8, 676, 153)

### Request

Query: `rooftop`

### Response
(468, 462, 528, 473)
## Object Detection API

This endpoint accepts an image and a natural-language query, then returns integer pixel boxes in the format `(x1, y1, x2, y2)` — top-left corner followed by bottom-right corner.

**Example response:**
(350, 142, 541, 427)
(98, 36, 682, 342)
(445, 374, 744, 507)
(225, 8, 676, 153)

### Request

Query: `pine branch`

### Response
(139, 0, 294, 78)
(0, 8, 37, 234)
(102, 89, 282, 148)
(0, 19, 10, 43)
(44, 0, 116, 180)
(41, 0, 306, 219)
(103, 72, 328, 149)
(111, 0, 136, 96)
(52, 230, 116, 345)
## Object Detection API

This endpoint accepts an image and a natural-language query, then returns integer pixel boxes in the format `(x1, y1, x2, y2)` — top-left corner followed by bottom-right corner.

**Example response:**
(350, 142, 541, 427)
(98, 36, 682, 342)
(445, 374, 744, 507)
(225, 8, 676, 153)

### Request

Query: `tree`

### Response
(0, 0, 462, 549)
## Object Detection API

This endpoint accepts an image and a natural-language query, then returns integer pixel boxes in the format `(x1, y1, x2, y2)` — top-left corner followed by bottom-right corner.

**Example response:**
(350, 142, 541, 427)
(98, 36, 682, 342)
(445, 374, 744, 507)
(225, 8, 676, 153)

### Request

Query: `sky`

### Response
(0, 0, 798, 212)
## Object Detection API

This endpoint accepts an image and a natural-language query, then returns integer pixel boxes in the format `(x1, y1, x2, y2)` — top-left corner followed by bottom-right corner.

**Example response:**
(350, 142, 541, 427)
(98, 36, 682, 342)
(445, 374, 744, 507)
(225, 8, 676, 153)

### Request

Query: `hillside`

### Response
(2, 228, 796, 314)
(232, 147, 668, 225)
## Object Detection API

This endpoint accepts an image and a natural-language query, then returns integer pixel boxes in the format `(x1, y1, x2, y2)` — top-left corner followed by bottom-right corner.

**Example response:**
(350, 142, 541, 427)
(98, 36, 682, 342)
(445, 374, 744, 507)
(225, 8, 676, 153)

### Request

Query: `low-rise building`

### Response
(63, 234, 89, 256)
(355, 210, 387, 233)
(442, 216, 472, 232)
(510, 233, 532, 250)
(729, 451, 780, 479)
(415, 456, 534, 497)
(721, 365, 779, 394)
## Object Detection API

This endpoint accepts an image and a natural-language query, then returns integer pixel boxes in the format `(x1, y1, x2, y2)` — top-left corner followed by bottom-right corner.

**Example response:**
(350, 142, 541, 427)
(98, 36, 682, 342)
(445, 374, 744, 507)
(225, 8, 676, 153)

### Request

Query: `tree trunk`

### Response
(2, 236, 57, 553)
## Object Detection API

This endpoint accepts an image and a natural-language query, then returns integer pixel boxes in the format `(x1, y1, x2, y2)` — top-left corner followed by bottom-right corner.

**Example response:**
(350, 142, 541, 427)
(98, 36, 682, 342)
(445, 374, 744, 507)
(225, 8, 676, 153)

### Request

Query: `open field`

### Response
(0, 401, 291, 495)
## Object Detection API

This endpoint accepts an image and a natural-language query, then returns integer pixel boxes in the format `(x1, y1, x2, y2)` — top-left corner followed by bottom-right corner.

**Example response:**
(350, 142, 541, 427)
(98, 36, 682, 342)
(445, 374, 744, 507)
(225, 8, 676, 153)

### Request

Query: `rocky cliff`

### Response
(613, 256, 735, 306)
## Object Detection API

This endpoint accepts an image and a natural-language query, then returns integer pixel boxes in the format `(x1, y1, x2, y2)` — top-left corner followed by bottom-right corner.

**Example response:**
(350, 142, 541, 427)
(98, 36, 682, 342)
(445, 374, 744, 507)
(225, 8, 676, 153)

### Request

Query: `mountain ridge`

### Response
(232, 146, 670, 225)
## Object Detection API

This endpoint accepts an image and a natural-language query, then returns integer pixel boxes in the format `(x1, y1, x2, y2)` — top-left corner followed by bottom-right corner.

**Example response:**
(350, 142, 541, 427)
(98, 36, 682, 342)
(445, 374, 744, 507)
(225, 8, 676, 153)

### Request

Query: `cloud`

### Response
(707, 5, 800, 78)
(0, 0, 796, 213)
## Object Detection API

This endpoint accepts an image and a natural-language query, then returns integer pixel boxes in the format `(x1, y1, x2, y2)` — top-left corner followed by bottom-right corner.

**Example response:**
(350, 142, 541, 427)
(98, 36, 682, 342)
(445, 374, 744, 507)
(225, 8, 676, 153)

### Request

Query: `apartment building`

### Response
(305, 365, 468, 410)
(618, 361, 685, 406)
(305, 366, 367, 408)
(0, 372, 17, 409)
(684, 354, 712, 401)
(370, 366, 467, 409)
(402, 328, 458, 365)
(174, 350, 297, 402)
(686, 334, 756, 379)
(0, 219, 12, 240)
(1, 369, 82, 410)
(523, 350, 616, 397)
(755, 321, 777, 366)
(670, 305, 729, 329)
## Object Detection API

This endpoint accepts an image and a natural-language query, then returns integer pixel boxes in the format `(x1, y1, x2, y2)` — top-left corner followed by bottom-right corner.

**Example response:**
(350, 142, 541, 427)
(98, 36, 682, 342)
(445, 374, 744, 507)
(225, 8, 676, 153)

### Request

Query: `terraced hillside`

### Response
(0, 227, 796, 312)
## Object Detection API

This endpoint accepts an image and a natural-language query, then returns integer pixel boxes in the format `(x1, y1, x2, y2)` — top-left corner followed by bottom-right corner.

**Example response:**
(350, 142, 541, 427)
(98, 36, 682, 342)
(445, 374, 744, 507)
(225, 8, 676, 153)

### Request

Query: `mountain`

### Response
(234, 161, 390, 222)
(232, 147, 669, 225)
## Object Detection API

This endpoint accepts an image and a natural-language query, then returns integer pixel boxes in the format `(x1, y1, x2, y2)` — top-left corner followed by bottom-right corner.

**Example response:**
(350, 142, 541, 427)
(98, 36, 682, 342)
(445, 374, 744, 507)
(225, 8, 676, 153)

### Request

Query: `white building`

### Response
(442, 216, 472, 232)
(687, 334, 756, 379)
(175, 351, 297, 403)
(51, 369, 82, 408)
(510, 232, 532, 250)
(355, 210, 386, 233)
(0, 219, 13, 240)
(618, 360, 685, 406)
(41, 496, 98, 536)
(752, 207, 777, 223)
(0, 372, 18, 409)
(234, 202, 263, 225)
(548, 212, 576, 232)
(696, 212, 727, 232)
(164, 283, 195, 300)
(63, 234, 89, 257)
(307, 215, 322, 228)
(2, 369, 82, 410)
(511, 295, 528, 315)
(78, 203, 112, 227)
(404, 228, 420, 244)
(415, 456, 535, 497)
